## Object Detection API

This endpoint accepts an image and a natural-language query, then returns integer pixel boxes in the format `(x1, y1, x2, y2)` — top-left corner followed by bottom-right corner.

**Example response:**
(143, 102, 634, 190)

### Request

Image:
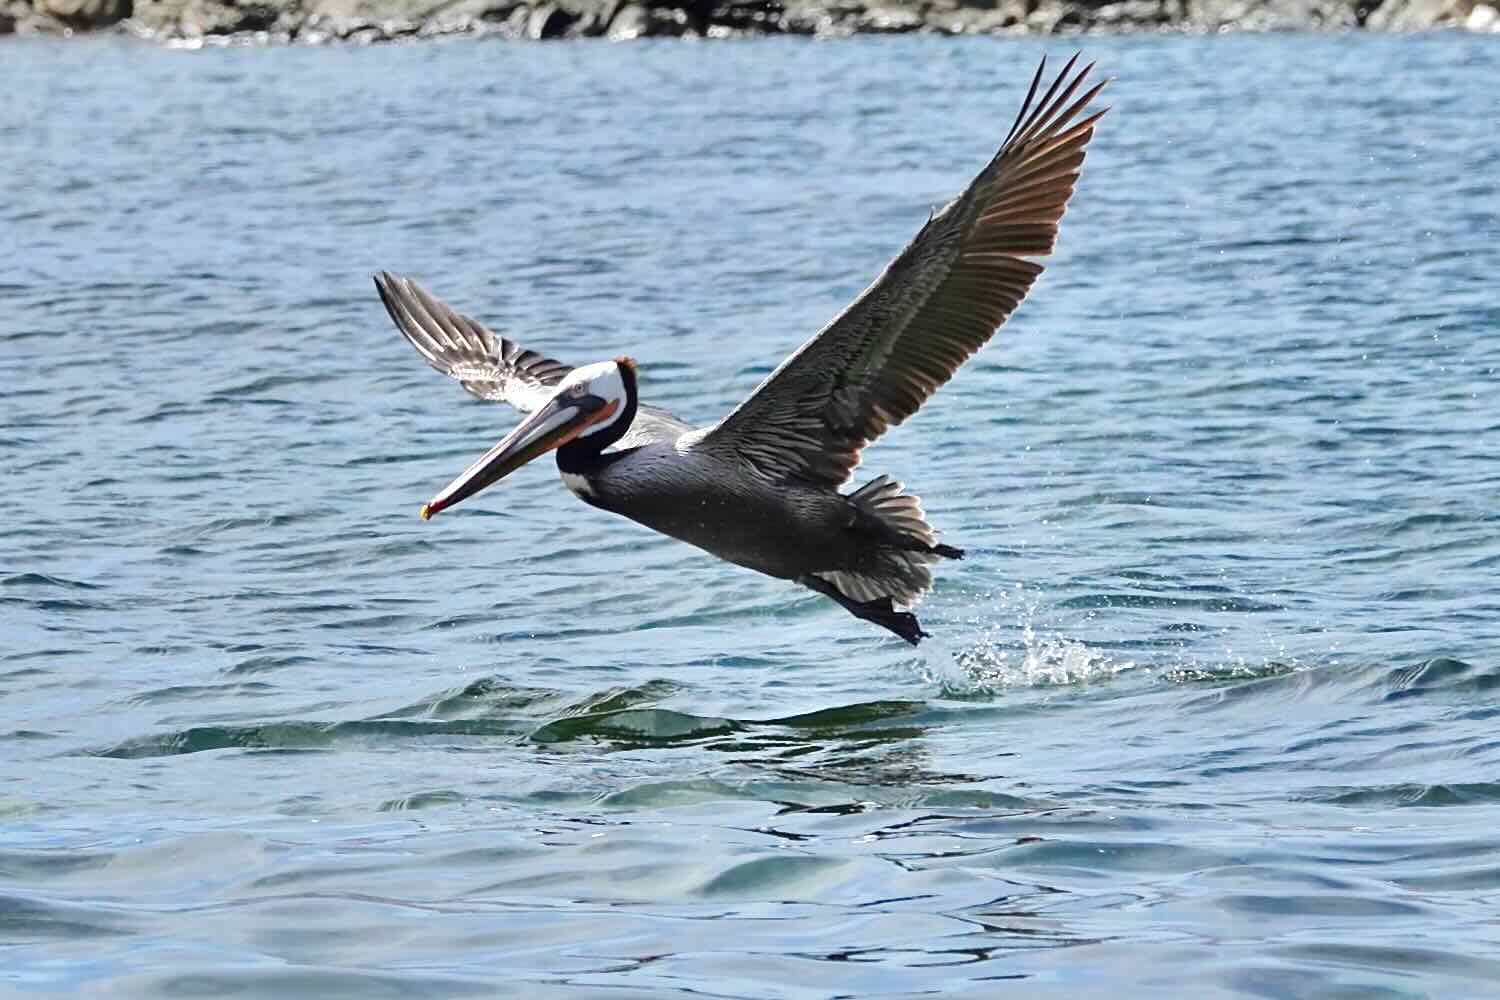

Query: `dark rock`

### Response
(526, 0, 574, 33)
(705, 0, 787, 33)
(40, 0, 132, 26)
(638, 4, 698, 34)
(0, 8, 15, 31)
(232, 3, 276, 28)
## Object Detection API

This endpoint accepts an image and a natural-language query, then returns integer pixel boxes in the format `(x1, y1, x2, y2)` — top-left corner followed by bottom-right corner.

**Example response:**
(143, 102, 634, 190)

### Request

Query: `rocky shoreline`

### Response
(2, 0, 1496, 43)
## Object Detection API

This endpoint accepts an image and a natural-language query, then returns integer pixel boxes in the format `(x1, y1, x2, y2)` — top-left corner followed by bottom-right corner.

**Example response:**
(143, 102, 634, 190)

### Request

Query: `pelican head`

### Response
(419, 357, 637, 520)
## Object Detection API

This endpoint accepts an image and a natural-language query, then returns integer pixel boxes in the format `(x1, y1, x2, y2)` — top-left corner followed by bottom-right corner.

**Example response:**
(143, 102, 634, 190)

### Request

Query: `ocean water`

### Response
(3, 30, 1499, 998)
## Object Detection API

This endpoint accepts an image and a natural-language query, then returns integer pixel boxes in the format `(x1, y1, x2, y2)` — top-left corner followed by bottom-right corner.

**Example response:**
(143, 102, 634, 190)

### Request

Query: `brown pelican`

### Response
(376, 55, 1105, 645)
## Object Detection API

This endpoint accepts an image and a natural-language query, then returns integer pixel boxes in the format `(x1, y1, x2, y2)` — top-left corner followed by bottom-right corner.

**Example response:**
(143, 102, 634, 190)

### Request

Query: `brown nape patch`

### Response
(614, 356, 638, 372)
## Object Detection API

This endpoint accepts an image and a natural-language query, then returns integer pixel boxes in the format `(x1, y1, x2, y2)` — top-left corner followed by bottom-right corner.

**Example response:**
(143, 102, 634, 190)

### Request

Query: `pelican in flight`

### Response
(376, 55, 1105, 644)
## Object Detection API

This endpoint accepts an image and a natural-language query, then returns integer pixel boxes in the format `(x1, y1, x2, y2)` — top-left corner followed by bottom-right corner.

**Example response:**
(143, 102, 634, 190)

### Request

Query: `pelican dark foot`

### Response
(802, 575, 931, 646)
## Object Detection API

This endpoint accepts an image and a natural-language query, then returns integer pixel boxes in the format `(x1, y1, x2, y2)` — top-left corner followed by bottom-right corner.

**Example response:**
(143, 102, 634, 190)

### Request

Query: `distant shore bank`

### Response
(3, 0, 1496, 44)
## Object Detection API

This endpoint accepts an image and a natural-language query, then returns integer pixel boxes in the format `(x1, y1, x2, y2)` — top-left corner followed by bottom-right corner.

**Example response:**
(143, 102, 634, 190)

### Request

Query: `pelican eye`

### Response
(567, 382, 587, 399)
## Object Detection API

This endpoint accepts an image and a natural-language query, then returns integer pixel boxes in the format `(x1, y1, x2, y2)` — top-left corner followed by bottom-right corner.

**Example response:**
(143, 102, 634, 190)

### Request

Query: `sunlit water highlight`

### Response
(3, 32, 1499, 999)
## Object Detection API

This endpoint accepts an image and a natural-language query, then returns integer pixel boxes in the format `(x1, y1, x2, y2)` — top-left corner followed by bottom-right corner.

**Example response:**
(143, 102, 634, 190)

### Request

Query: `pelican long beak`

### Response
(420, 394, 618, 520)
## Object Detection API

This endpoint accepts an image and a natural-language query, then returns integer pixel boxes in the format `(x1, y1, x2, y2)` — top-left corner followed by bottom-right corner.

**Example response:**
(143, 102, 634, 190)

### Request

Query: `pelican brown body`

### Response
(376, 55, 1106, 644)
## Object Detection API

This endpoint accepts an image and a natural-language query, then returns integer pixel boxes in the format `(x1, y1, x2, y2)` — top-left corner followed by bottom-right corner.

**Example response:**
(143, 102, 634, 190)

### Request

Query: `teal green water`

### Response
(3, 33, 1499, 998)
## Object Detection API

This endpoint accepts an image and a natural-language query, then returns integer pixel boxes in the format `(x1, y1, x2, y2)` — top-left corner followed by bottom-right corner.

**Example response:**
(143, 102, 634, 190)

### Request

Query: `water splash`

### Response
(952, 621, 1136, 690)
(931, 584, 1138, 692)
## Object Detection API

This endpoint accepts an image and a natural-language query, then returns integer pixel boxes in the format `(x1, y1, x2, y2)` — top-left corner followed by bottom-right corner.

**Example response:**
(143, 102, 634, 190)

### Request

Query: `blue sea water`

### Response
(2, 30, 1499, 998)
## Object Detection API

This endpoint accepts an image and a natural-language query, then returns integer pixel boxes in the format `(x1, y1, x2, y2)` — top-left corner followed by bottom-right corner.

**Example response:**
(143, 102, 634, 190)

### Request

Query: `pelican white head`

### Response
(419, 356, 638, 519)
(554, 359, 632, 439)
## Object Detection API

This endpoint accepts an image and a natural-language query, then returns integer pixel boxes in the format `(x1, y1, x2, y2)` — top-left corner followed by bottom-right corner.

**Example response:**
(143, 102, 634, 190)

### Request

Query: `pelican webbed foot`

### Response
(802, 575, 931, 646)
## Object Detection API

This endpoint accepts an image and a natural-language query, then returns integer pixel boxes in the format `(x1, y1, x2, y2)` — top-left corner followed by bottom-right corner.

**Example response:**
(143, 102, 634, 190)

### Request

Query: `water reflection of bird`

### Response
(375, 54, 1105, 644)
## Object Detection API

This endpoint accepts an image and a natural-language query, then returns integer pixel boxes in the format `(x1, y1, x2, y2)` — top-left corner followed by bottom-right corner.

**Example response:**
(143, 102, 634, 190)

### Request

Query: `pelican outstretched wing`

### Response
(376, 271, 693, 446)
(698, 55, 1107, 488)
(375, 271, 572, 413)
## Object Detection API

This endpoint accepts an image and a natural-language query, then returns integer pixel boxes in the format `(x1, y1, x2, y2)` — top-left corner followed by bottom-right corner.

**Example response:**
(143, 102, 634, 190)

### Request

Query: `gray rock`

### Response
(1024, 0, 1068, 30)
(605, 0, 702, 35)
(1089, 0, 1176, 27)
(1468, 1, 1499, 26)
(432, 0, 518, 20)
(499, 3, 527, 32)
(8, 6, 68, 32)
(131, 0, 445, 38)
(40, 0, 132, 25)
(925, 1, 1026, 32)
(567, 0, 615, 32)
(130, 0, 244, 35)
(303, 0, 450, 18)
(855, 4, 925, 29)
(14, 0, 1493, 42)
(606, 0, 648, 33)
(416, 0, 519, 32)
(1186, 0, 1358, 29)
(1364, 0, 1469, 27)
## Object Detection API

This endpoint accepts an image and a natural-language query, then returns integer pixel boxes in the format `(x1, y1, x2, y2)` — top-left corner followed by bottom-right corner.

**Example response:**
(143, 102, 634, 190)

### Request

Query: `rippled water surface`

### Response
(4, 32, 1500, 998)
